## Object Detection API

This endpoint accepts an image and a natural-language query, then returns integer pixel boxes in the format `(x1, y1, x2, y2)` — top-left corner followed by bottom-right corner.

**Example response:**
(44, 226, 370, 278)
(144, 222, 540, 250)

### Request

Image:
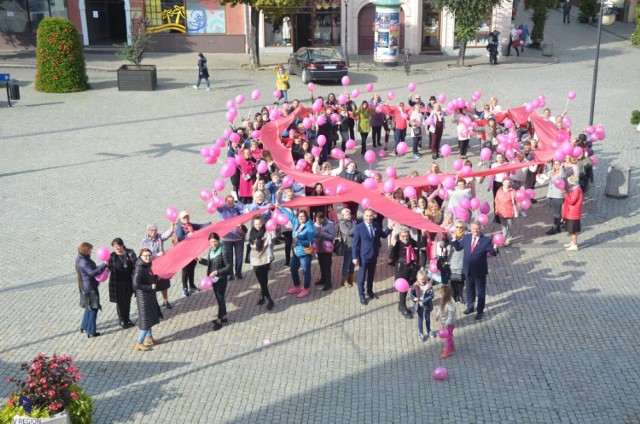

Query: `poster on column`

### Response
(374, 9, 399, 62)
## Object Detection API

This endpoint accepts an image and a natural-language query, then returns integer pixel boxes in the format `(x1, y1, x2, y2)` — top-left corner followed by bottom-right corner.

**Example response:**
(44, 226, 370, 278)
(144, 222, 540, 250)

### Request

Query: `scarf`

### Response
(405, 245, 416, 264)
(249, 225, 267, 252)
(209, 245, 222, 260)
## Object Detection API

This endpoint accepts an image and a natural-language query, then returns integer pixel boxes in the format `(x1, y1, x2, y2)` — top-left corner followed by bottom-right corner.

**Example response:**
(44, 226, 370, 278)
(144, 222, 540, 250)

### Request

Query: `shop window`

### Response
(454, 13, 492, 48)
(186, 0, 225, 33)
(421, 1, 440, 50)
(0, 0, 67, 33)
(146, 0, 186, 33)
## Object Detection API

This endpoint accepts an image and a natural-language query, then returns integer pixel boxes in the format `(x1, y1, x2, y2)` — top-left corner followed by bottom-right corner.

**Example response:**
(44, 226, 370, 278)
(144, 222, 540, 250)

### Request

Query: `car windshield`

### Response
(309, 49, 343, 61)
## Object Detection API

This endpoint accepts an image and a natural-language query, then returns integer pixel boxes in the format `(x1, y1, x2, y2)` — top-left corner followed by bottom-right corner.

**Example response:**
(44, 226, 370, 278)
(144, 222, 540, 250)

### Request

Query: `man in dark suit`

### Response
(352, 208, 392, 305)
(451, 221, 498, 320)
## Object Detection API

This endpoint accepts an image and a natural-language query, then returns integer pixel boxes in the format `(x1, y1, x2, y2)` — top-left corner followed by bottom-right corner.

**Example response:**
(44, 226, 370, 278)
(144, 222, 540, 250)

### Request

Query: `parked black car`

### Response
(288, 47, 348, 84)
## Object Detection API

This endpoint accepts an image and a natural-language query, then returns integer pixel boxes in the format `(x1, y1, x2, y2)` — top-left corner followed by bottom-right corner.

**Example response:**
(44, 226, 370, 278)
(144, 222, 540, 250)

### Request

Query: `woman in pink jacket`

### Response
(494, 177, 517, 246)
(379, 101, 409, 155)
(562, 175, 584, 251)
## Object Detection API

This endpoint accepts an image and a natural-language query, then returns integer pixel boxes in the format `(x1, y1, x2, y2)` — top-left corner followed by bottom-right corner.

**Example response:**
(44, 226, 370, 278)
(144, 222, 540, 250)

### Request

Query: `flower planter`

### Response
(117, 65, 157, 91)
(13, 410, 71, 424)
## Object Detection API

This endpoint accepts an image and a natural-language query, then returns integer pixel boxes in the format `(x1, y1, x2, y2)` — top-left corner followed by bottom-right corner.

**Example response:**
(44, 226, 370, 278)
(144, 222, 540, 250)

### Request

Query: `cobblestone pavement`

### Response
(1, 8, 639, 424)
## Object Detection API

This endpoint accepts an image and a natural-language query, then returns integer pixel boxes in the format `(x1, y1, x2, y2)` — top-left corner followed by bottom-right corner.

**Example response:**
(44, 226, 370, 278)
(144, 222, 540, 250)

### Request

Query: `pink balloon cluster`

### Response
(95, 268, 110, 283)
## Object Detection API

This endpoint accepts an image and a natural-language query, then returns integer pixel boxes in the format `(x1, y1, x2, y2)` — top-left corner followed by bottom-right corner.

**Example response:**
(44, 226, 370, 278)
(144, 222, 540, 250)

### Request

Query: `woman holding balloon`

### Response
(545, 160, 566, 235)
(353, 100, 375, 154)
(390, 228, 420, 318)
(199, 232, 232, 331)
(494, 177, 517, 246)
(278, 206, 316, 298)
(427, 104, 446, 160)
(236, 148, 257, 205)
(408, 103, 424, 159)
(108, 238, 137, 329)
(76, 242, 109, 338)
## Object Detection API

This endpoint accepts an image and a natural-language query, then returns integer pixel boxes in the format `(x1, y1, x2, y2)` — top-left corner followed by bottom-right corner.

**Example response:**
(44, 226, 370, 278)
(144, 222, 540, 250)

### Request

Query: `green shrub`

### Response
(0, 397, 50, 424)
(35, 17, 89, 93)
(631, 110, 640, 126)
(578, 0, 596, 23)
(631, 5, 640, 45)
(116, 17, 152, 67)
(67, 385, 95, 424)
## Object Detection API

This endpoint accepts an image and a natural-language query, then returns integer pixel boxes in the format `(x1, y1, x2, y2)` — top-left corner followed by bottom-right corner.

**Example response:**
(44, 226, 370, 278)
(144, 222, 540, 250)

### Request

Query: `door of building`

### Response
(85, 0, 127, 45)
(357, 4, 404, 55)
(421, 2, 441, 51)
(293, 13, 312, 50)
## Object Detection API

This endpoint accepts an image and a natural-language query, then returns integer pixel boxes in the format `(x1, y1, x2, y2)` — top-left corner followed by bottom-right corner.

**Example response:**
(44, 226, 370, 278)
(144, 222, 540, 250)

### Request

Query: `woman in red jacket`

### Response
(494, 177, 517, 246)
(562, 175, 584, 251)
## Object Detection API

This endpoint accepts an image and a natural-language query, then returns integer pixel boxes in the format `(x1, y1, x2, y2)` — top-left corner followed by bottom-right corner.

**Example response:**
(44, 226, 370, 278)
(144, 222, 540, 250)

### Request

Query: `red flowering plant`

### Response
(6, 353, 82, 415)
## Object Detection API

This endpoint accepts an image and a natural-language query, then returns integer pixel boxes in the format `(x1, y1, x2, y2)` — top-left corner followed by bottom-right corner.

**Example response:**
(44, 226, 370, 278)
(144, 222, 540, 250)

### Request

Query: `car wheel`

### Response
(288, 60, 295, 75)
(302, 68, 311, 84)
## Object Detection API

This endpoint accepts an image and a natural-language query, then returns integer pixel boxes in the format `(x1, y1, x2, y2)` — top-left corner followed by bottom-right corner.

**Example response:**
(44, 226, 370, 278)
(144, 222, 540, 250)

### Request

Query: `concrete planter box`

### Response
(117, 65, 157, 91)
(14, 410, 71, 424)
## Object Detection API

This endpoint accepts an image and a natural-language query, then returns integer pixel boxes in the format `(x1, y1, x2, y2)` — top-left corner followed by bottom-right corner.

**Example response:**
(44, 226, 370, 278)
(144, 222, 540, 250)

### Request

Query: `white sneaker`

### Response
(565, 244, 578, 251)
(563, 243, 573, 248)
(520, 210, 527, 218)
(192, 85, 198, 90)
(206, 87, 211, 91)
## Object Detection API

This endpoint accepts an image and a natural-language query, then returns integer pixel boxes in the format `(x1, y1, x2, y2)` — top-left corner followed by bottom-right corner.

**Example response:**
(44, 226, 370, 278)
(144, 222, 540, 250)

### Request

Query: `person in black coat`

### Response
(108, 238, 137, 329)
(133, 248, 163, 351)
(390, 228, 419, 318)
(193, 53, 210, 90)
(199, 232, 232, 331)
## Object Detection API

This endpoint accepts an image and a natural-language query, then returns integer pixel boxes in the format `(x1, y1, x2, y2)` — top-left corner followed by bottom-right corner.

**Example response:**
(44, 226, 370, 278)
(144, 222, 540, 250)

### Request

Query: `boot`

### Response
(399, 293, 412, 318)
(144, 337, 158, 346)
(341, 277, 349, 286)
(347, 273, 354, 288)
(440, 349, 452, 359)
(545, 227, 558, 235)
(266, 296, 275, 311)
(244, 245, 251, 264)
(134, 343, 150, 351)
(257, 295, 265, 305)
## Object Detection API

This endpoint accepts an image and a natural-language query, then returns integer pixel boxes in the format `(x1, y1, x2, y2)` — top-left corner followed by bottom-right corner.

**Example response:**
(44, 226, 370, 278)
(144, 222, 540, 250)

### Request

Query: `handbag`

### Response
(303, 244, 315, 255)
(526, 35, 532, 46)
(155, 278, 171, 291)
(333, 237, 346, 256)
(285, 81, 290, 90)
(412, 126, 422, 137)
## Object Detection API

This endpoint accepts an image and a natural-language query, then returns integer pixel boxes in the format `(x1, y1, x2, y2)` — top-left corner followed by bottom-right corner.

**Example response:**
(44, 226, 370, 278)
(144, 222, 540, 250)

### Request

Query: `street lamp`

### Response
(589, 0, 623, 125)
(344, 0, 349, 65)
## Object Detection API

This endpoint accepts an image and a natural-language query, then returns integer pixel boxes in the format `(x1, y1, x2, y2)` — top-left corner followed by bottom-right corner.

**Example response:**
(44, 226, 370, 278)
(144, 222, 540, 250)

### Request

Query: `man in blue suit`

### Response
(352, 208, 392, 305)
(450, 221, 498, 320)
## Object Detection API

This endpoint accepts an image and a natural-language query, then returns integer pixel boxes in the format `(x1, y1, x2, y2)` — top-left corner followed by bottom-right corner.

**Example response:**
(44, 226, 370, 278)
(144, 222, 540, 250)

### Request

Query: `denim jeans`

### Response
(195, 76, 210, 88)
(393, 128, 406, 149)
(341, 249, 354, 277)
(223, 239, 244, 277)
(290, 253, 311, 289)
(137, 328, 152, 344)
(416, 306, 432, 334)
(81, 307, 98, 336)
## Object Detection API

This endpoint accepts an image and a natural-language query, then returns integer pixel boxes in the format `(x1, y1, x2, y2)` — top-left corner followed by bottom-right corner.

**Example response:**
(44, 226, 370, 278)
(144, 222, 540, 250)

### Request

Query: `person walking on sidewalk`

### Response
(274, 64, 290, 104)
(563, 0, 572, 24)
(193, 53, 210, 91)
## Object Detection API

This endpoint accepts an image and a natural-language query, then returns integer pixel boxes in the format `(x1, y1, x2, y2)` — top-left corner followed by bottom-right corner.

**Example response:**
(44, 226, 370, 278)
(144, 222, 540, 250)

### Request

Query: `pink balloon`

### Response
(386, 166, 397, 178)
(307, 82, 315, 92)
(351, 89, 360, 99)
(479, 201, 491, 215)
(210, 146, 221, 157)
(96, 247, 110, 262)
(95, 268, 110, 283)
(525, 102, 534, 113)
(251, 130, 261, 139)
(322, 240, 335, 253)
(459, 198, 471, 209)
(460, 166, 472, 177)
(379, 150, 387, 158)
(554, 150, 566, 162)
(206, 200, 217, 214)
(517, 29, 523, 35)
(520, 198, 532, 210)
(403, 186, 416, 198)
(590, 155, 599, 166)
(317, 135, 327, 147)
(361, 198, 371, 209)
(223, 128, 233, 139)
(438, 188, 449, 200)
(363, 177, 377, 190)
(213, 179, 225, 191)
(396, 142, 408, 155)
(492, 233, 505, 246)
(562, 116, 572, 129)
(316, 114, 327, 126)
(477, 213, 489, 226)
(525, 188, 536, 199)
(273, 90, 282, 99)
(265, 219, 278, 232)
(453, 159, 464, 171)
(364, 150, 376, 164)
(571, 146, 583, 158)
(331, 148, 345, 159)
(426, 173, 440, 186)
(200, 276, 213, 291)
(226, 99, 236, 110)
(215, 138, 226, 148)
(302, 117, 312, 129)
(567, 91, 577, 100)
(276, 213, 289, 226)
(256, 161, 268, 174)
(387, 91, 395, 101)
(341, 75, 350, 86)
(336, 183, 347, 195)
(432, 366, 448, 381)
(225, 111, 235, 123)
(429, 260, 440, 274)
(211, 195, 225, 208)
(345, 139, 356, 150)
(437, 93, 446, 103)
(383, 179, 395, 193)
(200, 189, 212, 201)
(553, 178, 565, 190)
(438, 327, 449, 339)
(480, 148, 492, 162)
(442, 176, 456, 190)
(251, 89, 261, 101)
(469, 198, 481, 210)
(338, 93, 348, 105)
(165, 207, 178, 222)
(425, 117, 434, 126)
(560, 141, 573, 154)
(235, 94, 245, 105)
(229, 133, 241, 144)
(366, 83, 374, 92)
(515, 189, 526, 202)
(312, 99, 324, 112)
(407, 82, 416, 92)
(220, 164, 235, 179)
(282, 175, 294, 188)
(394, 278, 410, 293)
(311, 146, 321, 157)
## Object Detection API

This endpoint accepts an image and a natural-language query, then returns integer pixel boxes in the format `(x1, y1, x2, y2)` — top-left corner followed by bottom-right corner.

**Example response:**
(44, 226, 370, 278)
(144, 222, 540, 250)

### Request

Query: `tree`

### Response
(631, 4, 640, 45)
(35, 17, 89, 92)
(578, 0, 597, 23)
(432, 0, 506, 67)
(218, 0, 306, 67)
(530, 0, 555, 43)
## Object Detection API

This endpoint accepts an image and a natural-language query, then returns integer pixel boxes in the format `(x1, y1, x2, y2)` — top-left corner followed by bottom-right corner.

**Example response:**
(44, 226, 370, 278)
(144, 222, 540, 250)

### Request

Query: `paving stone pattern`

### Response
(0, 8, 639, 423)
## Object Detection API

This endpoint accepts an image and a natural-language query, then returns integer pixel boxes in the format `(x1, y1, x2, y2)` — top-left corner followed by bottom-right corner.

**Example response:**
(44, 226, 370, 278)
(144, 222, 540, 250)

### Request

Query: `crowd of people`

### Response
(75, 88, 594, 360)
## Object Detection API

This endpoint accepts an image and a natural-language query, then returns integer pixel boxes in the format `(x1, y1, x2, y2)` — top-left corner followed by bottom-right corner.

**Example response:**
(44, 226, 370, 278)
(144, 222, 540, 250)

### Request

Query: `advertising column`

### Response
(374, 0, 401, 66)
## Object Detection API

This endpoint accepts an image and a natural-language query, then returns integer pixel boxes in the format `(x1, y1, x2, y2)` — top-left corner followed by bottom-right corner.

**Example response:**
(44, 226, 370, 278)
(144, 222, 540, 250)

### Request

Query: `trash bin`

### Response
(542, 42, 553, 56)
(9, 83, 20, 100)
(605, 166, 630, 199)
